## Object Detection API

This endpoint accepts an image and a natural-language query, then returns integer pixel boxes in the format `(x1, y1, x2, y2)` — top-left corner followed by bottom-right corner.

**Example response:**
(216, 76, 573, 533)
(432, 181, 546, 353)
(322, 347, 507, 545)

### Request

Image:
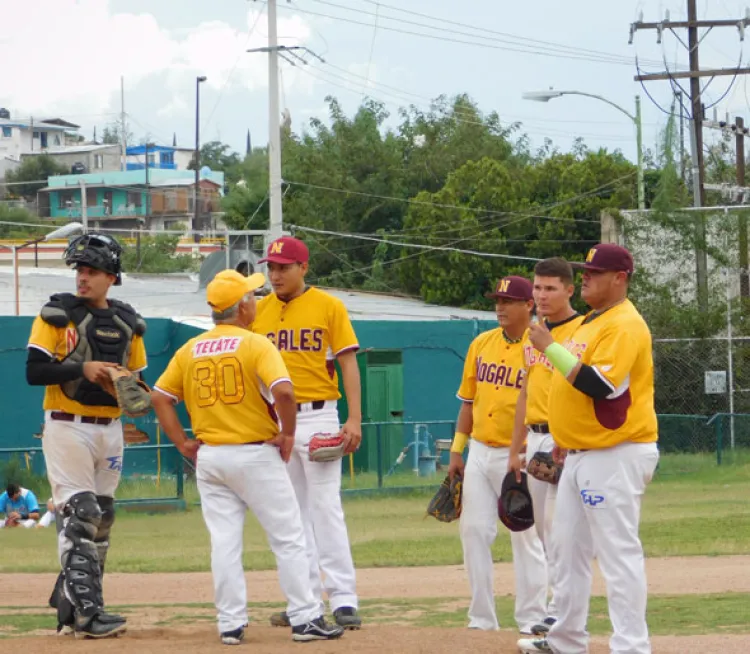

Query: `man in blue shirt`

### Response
(0, 483, 41, 528)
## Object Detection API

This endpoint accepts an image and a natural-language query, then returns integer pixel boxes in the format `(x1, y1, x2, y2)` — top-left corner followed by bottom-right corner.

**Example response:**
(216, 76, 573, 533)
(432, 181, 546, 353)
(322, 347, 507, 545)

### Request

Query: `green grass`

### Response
(1, 456, 748, 573)
(2, 594, 749, 637)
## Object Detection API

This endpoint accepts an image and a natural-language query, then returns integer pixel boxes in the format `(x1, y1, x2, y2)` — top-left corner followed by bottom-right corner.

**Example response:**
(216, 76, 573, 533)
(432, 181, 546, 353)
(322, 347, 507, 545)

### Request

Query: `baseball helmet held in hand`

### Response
(498, 471, 535, 532)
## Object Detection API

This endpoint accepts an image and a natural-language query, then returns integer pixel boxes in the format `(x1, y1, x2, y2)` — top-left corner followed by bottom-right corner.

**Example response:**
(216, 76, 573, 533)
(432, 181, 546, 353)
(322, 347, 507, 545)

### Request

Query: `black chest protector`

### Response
(40, 293, 147, 407)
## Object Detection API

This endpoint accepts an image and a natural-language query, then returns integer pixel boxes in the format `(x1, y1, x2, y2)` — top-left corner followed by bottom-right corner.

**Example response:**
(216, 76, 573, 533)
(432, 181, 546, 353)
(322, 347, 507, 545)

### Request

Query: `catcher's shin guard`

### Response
(60, 492, 105, 623)
(94, 496, 115, 572)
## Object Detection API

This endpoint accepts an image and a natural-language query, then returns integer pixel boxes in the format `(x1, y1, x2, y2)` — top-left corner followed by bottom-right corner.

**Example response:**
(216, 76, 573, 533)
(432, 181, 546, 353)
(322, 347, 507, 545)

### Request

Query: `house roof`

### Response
(39, 118, 81, 129)
(41, 168, 225, 191)
(0, 118, 70, 132)
(22, 144, 119, 156)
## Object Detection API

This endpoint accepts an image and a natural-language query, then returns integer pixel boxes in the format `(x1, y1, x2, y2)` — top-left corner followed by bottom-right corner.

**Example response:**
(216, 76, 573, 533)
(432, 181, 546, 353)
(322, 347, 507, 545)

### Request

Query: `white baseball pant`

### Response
(196, 443, 321, 634)
(460, 438, 548, 632)
(0, 518, 37, 528)
(525, 429, 559, 619)
(547, 441, 659, 654)
(41, 411, 123, 510)
(285, 401, 358, 614)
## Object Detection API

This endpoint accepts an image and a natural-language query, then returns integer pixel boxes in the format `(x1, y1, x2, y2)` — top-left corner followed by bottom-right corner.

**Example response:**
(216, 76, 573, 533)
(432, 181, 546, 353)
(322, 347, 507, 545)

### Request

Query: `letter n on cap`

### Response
(499, 279, 510, 293)
(271, 241, 284, 254)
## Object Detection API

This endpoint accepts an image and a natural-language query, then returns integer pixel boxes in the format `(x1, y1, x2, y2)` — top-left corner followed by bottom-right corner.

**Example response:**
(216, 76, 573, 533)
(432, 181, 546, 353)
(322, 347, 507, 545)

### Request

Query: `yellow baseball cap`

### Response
(206, 269, 266, 312)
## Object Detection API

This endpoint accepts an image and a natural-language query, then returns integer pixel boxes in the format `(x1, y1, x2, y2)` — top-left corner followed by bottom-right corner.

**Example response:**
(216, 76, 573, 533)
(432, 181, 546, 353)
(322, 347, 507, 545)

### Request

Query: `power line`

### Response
(202, 2, 267, 132)
(290, 224, 541, 262)
(305, 0, 669, 68)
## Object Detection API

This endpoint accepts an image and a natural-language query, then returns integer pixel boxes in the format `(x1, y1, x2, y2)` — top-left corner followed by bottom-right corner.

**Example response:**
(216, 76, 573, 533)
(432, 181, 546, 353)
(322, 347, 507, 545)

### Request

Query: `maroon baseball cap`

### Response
(577, 243, 634, 274)
(485, 275, 533, 301)
(258, 236, 310, 265)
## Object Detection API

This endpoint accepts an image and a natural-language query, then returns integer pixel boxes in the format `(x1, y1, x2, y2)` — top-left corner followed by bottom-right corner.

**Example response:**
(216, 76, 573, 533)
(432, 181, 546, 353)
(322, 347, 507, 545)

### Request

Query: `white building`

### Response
(0, 112, 80, 162)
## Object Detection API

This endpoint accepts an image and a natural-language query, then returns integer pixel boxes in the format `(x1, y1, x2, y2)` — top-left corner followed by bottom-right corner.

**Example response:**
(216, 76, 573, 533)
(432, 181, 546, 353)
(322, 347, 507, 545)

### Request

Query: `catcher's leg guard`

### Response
(60, 492, 104, 621)
(94, 495, 115, 573)
(60, 493, 126, 638)
(49, 571, 75, 629)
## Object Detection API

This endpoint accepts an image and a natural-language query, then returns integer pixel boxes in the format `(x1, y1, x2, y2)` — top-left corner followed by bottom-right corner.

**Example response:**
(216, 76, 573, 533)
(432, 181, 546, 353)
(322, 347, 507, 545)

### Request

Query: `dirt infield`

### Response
(3, 555, 749, 606)
(2, 626, 749, 654)
(2, 556, 749, 653)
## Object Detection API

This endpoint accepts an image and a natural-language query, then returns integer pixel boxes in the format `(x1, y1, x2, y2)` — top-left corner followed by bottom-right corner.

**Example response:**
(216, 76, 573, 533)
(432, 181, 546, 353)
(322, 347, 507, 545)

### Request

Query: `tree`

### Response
(189, 141, 242, 179)
(101, 121, 134, 146)
(4, 155, 69, 200)
(120, 234, 198, 273)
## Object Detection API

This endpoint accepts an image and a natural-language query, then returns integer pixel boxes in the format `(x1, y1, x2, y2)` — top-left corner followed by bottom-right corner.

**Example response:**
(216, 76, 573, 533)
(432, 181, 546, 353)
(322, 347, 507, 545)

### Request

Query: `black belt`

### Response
(50, 411, 113, 426)
(297, 400, 325, 412)
(569, 449, 590, 454)
(528, 423, 549, 434)
(242, 440, 264, 446)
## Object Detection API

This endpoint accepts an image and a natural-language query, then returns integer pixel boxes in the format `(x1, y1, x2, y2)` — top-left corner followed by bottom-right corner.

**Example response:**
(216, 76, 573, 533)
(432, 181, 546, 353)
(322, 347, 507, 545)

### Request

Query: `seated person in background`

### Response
(37, 498, 57, 529)
(0, 483, 41, 528)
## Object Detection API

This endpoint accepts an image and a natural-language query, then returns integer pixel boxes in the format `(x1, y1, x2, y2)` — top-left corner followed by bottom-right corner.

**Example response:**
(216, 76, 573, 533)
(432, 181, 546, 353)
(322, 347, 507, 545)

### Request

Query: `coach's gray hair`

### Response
(212, 292, 252, 324)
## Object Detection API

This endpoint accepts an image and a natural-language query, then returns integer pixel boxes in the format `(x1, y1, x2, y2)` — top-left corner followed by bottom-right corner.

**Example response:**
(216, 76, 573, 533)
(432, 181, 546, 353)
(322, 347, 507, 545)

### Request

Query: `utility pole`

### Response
(267, 0, 283, 242)
(79, 179, 88, 234)
(194, 76, 207, 242)
(120, 76, 127, 173)
(737, 116, 749, 298)
(631, 2, 750, 310)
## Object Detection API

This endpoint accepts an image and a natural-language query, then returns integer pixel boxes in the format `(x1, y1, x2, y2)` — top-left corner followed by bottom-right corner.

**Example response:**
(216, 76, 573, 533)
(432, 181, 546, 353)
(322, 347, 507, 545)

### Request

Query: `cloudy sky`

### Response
(2, 0, 749, 166)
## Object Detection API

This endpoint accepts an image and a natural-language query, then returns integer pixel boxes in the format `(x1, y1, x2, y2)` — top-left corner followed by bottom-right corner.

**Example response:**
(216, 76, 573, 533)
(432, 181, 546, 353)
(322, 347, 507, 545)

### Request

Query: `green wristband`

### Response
(544, 342, 578, 376)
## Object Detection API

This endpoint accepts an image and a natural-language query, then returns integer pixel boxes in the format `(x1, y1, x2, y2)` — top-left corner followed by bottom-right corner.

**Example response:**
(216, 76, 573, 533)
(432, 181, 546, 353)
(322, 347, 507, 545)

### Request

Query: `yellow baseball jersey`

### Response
(27, 316, 147, 419)
(548, 300, 658, 450)
(154, 324, 290, 446)
(523, 314, 584, 426)
(252, 288, 359, 403)
(457, 327, 527, 447)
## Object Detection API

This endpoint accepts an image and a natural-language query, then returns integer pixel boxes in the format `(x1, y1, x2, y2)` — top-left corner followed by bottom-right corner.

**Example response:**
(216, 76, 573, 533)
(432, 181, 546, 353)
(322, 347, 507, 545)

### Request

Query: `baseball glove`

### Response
(123, 423, 150, 445)
(101, 366, 153, 418)
(309, 432, 346, 462)
(426, 474, 462, 523)
(4, 513, 20, 528)
(527, 451, 562, 485)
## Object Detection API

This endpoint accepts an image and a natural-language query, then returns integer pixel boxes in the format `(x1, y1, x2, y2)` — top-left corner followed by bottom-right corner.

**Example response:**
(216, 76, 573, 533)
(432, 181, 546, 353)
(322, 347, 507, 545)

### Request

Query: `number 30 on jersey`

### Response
(193, 356, 245, 407)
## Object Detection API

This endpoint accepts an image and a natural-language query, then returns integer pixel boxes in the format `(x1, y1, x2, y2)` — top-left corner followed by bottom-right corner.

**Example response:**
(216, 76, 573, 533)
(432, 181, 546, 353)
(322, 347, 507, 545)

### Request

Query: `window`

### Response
(58, 191, 75, 210)
(94, 154, 103, 169)
(160, 151, 174, 165)
(147, 154, 155, 165)
(53, 135, 61, 146)
(166, 191, 178, 212)
(1, 126, 11, 138)
(126, 191, 142, 208)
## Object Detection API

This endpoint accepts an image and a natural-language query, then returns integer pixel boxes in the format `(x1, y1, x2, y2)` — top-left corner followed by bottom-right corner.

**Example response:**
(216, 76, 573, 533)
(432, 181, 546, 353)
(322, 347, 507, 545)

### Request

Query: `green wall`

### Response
(0, 316, 496, 453)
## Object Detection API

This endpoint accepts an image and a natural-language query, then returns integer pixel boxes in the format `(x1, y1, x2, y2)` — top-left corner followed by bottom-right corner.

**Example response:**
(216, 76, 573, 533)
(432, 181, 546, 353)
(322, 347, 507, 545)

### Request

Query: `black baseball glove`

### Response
(426, 474, 463, 523)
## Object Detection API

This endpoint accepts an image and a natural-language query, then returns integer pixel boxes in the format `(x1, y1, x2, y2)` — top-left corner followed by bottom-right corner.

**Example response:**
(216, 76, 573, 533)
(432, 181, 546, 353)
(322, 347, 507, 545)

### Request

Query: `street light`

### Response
(523, 90, 645, 211)
(1, 222, 84, 316)
(194, 75, 207, 242)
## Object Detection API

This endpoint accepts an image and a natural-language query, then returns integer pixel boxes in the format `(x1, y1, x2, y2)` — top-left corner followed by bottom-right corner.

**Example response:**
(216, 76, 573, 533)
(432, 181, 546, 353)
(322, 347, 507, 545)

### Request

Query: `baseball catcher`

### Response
(426, 474, 462, 523)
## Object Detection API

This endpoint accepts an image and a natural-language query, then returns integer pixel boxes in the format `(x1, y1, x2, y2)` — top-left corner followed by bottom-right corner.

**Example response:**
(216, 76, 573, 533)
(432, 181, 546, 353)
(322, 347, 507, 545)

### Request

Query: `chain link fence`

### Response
(619, 206, 750, 464)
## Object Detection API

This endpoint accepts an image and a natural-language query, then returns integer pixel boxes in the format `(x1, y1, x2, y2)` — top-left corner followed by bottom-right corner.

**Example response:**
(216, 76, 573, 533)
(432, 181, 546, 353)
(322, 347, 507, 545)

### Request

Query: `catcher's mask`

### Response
(64, 233, 123, 285)
(498, 471, 535, 532)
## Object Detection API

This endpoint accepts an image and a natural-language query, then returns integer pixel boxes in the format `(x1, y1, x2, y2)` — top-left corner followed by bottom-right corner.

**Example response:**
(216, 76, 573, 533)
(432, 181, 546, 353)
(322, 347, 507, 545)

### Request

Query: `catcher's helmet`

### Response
(64, 233, 123, 285)
(498, 471, 535, 532)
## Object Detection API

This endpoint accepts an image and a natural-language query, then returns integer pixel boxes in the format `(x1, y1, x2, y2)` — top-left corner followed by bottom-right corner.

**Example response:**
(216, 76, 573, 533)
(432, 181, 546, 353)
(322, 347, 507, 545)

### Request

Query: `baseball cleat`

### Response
(74, 612, 127, 639)
(531, 617, 557, 635)
(517, 636, 553, 653)
(270, 611, 291, 627)
(220, 626, 245, 645)
(56, 623, 74, 636)
(333, 606, 362, 630)
(292, 616, 345, 641)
